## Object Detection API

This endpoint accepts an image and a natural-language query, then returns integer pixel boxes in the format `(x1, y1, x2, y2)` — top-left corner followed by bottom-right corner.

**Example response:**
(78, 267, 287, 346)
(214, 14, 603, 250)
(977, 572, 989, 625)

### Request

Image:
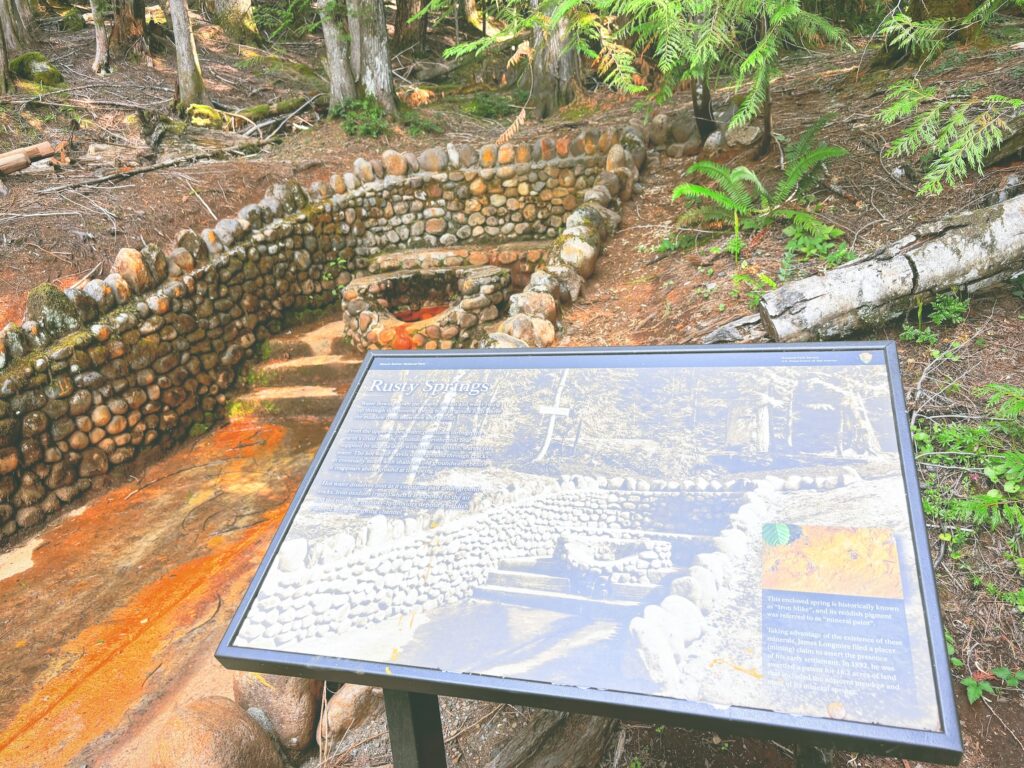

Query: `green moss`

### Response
(186, 103, 226, 128)
(188, 422, 211, 438)
(10, 52, 64, 86)
(26, 284, 80, 337)
(60, 9, 86, 31)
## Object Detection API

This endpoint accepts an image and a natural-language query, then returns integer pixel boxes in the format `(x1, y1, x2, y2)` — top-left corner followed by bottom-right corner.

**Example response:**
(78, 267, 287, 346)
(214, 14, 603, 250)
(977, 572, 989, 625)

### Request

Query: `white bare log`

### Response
(757, 195, 1024, 341)
(89, 0, 111, 74)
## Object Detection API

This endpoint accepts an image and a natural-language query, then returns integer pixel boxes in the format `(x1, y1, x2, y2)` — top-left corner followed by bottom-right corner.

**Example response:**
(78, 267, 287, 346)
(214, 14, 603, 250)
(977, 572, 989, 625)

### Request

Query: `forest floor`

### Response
(1, 6, 1023, 768)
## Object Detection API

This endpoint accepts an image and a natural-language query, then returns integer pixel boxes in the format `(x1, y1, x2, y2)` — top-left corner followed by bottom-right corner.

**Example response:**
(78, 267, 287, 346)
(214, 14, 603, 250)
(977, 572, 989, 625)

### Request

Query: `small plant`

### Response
(460, 91, 521, 119)
(400, 107, 442, 137)
(961, 676, 996, 704)
(929, 292, 970, 326)
(782, 214, 854, 268)
(731, 270, 777, 310)
(672, 120, 847, 260)
(329, 97, 390, 137)
(900, 324, 940, 345)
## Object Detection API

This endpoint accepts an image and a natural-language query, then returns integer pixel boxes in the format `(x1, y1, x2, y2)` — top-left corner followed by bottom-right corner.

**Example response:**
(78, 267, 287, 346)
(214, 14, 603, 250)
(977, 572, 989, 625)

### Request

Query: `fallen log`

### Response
(757, 195, 1024, 341)
(985, 112, 1024, 168)
(0, 141, 55, 175)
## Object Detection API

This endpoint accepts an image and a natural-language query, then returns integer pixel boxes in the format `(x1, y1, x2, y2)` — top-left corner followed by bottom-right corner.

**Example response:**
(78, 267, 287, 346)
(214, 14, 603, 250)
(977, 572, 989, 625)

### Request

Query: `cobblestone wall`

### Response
(0, 109, 708, 547)
(237, 474, 752, 645)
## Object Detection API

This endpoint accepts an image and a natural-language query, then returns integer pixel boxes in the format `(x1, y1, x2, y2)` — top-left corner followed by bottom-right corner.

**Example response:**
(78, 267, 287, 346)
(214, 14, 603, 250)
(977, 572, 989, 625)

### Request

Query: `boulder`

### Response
(381, 149, 408, 177)
(9, 52, 64, 86)
(509, 291, 557, 323)
(150, 696, 284, 768)
(317, 684, 381, 748)
(726, 124, 763, 147)
(233, 672, 323, 754)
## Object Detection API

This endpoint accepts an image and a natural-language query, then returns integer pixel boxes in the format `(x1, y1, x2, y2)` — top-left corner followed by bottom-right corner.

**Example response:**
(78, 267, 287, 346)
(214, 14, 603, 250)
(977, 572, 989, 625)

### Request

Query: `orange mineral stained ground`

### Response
(760, 525, 904, 599)
(0, 416, 328, 768)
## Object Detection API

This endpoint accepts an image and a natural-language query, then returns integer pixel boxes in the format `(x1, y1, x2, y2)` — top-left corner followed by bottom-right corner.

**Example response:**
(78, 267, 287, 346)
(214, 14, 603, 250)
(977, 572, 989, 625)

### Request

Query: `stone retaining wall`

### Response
(0, 107, 719, 548)
(237, 474, 752, 644)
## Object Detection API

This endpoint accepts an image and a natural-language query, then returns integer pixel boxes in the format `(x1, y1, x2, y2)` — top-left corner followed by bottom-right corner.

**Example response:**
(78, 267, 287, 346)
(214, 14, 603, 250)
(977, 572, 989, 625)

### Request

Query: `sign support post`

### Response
(384, 689, 448, 768)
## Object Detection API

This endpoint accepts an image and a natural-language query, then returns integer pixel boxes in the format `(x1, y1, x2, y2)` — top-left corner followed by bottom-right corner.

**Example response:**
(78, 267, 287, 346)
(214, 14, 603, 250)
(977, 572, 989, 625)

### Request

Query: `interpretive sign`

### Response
(217, 343, 962, 764)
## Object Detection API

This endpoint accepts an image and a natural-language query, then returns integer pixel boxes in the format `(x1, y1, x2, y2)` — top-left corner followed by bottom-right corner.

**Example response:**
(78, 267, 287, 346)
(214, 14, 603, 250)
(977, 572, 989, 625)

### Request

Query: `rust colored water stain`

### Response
(393, 305, 447, 322)
(0, 417, 324, 768)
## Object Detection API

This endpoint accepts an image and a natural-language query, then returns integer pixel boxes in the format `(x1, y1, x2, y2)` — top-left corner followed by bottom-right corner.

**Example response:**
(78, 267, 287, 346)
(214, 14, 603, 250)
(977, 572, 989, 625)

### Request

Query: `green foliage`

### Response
(400, 107, 443, 137)
(914, 383, 1024, 612)
(253, 0, 321, 41)
(878, 79, 1023, 196)
(930, 292, 970, 326)
(961, 676, 996, 704)
(460, 91, 521, 119)
(782, 213, 853, 267)
(900, 324, 940, 346)
(732, 269, 777, 309)
(672, 122, 847, 261)
(329, 97, 390, 137)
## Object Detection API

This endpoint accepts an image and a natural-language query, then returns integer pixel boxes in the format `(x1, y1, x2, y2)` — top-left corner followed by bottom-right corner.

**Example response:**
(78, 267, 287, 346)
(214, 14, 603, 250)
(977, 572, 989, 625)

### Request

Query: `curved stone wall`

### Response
(0, 109, 719, 548)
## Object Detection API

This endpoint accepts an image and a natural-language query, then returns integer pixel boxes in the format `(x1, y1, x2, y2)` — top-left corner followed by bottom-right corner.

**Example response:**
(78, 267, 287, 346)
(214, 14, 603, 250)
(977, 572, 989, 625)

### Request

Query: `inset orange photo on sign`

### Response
(761, 524, 903, 600)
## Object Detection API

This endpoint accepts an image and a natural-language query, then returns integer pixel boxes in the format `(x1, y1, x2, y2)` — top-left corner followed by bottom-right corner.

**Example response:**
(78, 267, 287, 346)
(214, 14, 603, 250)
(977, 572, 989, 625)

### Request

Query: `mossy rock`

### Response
(9, 52, 65, 86)
(25, 284, 81, 337)
(60, 9, 86, 31)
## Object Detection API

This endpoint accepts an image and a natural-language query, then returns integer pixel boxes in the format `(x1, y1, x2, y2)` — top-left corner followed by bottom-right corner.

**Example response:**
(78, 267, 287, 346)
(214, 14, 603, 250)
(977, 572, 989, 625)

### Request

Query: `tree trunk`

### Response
(11, 0, 31, 38)
(347, 0, 362, 84)
(354, 0, 396, 115)
(393, 0, 426, 52)
(208, 0, 257, 42)
(109, 0, 151, 61)
(89, 0, 111, 74)
(757, 16, 772, 157)
(0, 18, 10, 95)
(528, 0, 581, 119)
(1, 0, 32, 52)
(691, 77, 716, 140)
(756, 196, 1024, 341)
(317, 0, 357, 111)
(167, 0, 207, 108)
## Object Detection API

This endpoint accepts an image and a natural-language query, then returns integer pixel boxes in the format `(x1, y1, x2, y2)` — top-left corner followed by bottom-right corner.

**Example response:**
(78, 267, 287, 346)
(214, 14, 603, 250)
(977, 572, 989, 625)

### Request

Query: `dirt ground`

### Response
(1, 9, 1023, 768)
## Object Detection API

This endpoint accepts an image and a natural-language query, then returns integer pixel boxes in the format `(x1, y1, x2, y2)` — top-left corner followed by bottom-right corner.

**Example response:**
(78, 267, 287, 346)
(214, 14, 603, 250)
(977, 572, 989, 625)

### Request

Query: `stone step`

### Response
(261, 354, 363, 388)
(232, 385, 344, 419)
(608, 582, 662, 601)
(486, 569, 571, 591)
(471, 585, 642, 620)
(497, 557, 563, 575)
(265, 319, 351, 360)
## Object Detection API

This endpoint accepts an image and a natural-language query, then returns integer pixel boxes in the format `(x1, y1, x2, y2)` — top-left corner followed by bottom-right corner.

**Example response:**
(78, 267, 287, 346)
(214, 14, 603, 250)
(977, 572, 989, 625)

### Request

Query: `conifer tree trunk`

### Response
(167, 0, 207, 107)
(758, 15, 772, 157)
(354, 0, 396, 115)
(347, 0, 362, 84)
(89, 0, 111, 74)
(109, 0, 151, 61)
(317, 0, 357, 110)
(528, 0, 581, 119)
(0, 20, 10, 95)
(1, 0, 32, 51)
(393, 0, 426, 52)
(206, 0, 257, 42)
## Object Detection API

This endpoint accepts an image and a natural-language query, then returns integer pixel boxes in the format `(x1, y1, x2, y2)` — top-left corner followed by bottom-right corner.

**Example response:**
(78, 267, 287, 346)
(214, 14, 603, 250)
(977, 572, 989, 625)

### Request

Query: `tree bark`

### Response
(167, 0, 207, 108)
(528, 0, 581, 119)
(1, 0, 32, 52)
(347, 0, 362, 84)
(317, 0, 357, 111)
(690, 77, 717, 140)
(109, 0, 151, 61)
(89, 0, 111, 74)
(757, 196, 1024, 341)
(0, 17, 10, 95)
(353, 0, 396, 115)
(207, 0, 257, 42)
(393, 0, 426, 52)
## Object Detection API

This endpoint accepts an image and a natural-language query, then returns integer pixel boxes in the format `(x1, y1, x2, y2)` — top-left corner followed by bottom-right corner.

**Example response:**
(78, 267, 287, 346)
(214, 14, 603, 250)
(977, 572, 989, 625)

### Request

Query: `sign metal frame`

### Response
(216, 341, 963, 765)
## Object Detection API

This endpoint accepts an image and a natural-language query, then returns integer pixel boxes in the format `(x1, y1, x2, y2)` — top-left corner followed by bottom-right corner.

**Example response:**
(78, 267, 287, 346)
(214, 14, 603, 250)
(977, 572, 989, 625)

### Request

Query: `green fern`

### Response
(879, 80, 1024, 195)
